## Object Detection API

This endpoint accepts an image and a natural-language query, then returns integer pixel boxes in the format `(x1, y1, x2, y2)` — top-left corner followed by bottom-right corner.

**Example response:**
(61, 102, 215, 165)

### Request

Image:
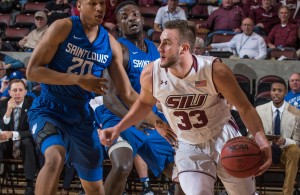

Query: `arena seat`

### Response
(234, 74, 253, 104)
(22, 1, 47, 13)
(211, 33, 235, 44)
(270, 48, 297, 60)
(139, 6, 159, 18)
(4, 27, 30, 41)
(254, 91, 271, 107)
(256, 75, 285, 95)
(0, 14, 11, 29)
(0, 13, 11, 36)
(13, 13, 35, 29)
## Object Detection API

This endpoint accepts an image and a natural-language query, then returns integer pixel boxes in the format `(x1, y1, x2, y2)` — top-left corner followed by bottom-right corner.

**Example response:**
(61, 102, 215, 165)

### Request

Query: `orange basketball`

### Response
(220, 136, 263, 178)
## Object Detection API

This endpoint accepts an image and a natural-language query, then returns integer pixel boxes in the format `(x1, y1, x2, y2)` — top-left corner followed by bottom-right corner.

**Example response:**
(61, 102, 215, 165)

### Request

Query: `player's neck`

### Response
(169, 55, 194, 79)
(128, 36, 146, 52)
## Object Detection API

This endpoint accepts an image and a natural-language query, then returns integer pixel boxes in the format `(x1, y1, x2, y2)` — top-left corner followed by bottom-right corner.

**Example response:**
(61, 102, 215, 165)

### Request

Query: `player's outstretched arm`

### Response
(100, 62, 157, 146)
(26, 18, 108, 94)
(212, 61, 272, 176)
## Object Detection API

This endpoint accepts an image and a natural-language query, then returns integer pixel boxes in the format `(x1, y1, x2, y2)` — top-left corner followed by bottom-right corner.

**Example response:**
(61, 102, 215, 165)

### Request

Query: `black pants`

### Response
(0, 137, 37, 180)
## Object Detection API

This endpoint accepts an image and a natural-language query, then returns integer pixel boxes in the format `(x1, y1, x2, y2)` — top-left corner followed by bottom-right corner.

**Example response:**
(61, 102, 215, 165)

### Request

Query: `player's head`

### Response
(8, 79, 27, 105)
(77, 0, 106, 25)
(158, 19, 196, 68)
(115, 1, 143, 37)
(270, 80, 287, 107)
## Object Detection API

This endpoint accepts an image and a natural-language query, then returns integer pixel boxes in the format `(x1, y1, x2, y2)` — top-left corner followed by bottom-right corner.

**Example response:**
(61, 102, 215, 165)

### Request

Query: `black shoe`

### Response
(24, 187, 34, 195)
(141, 181, 154, 195)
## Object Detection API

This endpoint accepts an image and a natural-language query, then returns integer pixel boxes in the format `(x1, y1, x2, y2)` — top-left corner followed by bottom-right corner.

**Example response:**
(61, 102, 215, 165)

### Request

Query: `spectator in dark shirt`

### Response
(0, 79, 36, 195)
(45, 0, 71, 25)
(267, 5, 298, 49)
(249, 0, 279, 35)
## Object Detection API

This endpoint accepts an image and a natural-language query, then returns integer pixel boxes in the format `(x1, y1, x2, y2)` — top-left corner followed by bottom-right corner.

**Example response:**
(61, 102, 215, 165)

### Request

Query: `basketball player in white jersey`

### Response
(99, 19, 272, 195)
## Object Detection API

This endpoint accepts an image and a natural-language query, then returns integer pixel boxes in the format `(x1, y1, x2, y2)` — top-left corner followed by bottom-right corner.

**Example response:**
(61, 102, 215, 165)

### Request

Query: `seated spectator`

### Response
(0, 79, 36, 195)
(256, 80, 300, 195)
(153, 0, 187, 32)
(0, 62, 8, 97)
(0, 39, 25, 72)
(267, 6, 298, 50)
(0, 70, 24, 100)
(285, 72, 300, 109)
(206, 18, 267, 59)
(197, 0, 246, 38)
(241, 0, 261, 16)
(193, 36, 205, 54)
(0, 71, 37, 100)
(102, 0, 121, 32)
(18, 11, 49, 52)
(249, 0, 280, 36)
(45, 0, 71, 25)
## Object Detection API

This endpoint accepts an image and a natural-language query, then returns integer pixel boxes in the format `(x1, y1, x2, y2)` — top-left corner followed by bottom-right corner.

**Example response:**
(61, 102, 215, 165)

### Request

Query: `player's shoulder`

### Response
(46, 18, 72, 37)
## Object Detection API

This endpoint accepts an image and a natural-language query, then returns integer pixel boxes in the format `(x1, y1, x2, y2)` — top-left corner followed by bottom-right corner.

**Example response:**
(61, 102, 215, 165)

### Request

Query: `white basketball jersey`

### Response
(152, 55, 231, 144)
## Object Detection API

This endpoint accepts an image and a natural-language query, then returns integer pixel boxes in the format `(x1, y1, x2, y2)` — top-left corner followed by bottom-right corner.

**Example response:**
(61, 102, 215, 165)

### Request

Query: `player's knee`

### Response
(43, 146, 65, 173)
(111, 160, 133, 176)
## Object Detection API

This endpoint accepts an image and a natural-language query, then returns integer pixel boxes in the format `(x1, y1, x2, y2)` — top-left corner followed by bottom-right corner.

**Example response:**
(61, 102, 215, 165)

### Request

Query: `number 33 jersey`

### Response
(42, 16, 112, 101)
(152, 55, 231, 145)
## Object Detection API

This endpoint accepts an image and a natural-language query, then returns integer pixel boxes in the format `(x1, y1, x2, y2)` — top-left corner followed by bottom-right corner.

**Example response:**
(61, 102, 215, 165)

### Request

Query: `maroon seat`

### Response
(0, 14, 11, 28)
(4, 27, 30, 41)
(22, 2, 47, 13)
(14, 13, 35, 29)
(139, 5, 159, 18)
(256, 75, 285, 95)
(254, 91, 271, 107)
(270, 48, 297, 60)
(212, 33, 235, 44)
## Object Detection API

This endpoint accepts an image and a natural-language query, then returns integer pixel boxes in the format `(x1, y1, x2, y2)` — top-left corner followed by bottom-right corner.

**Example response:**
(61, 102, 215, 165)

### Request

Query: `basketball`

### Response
(220, 136, 263, 178)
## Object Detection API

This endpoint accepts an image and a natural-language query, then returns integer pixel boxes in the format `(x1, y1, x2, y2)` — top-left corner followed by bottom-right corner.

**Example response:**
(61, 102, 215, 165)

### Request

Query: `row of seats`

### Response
(235, 74, 285, 107)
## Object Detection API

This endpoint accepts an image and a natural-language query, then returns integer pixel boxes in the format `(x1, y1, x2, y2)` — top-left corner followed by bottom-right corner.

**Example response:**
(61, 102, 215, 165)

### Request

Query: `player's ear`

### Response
(180, 44, 188, 54)
(76, 1, 81, 11)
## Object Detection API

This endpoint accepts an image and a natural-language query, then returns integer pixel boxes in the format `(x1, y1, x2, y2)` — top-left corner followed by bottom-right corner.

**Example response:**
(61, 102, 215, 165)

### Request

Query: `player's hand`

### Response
(254, 131, 272, 176)
(77, 74, 108, 94)
(98, 127, 119, 146)
(154, 120, 177, 146)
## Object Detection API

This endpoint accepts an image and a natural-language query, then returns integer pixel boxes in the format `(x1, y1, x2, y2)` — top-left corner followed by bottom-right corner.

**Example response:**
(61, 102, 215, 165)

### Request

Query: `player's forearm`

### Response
(239, 106, 266, 137)
(115, 98, 153, 133)
(26, 66, 80, 85)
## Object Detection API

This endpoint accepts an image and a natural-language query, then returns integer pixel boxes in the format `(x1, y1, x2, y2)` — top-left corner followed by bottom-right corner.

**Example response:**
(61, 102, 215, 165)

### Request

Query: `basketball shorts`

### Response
(28, 93, 103, 182)
(173, 122, 256, 195)
(95, 105, 175, 176)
